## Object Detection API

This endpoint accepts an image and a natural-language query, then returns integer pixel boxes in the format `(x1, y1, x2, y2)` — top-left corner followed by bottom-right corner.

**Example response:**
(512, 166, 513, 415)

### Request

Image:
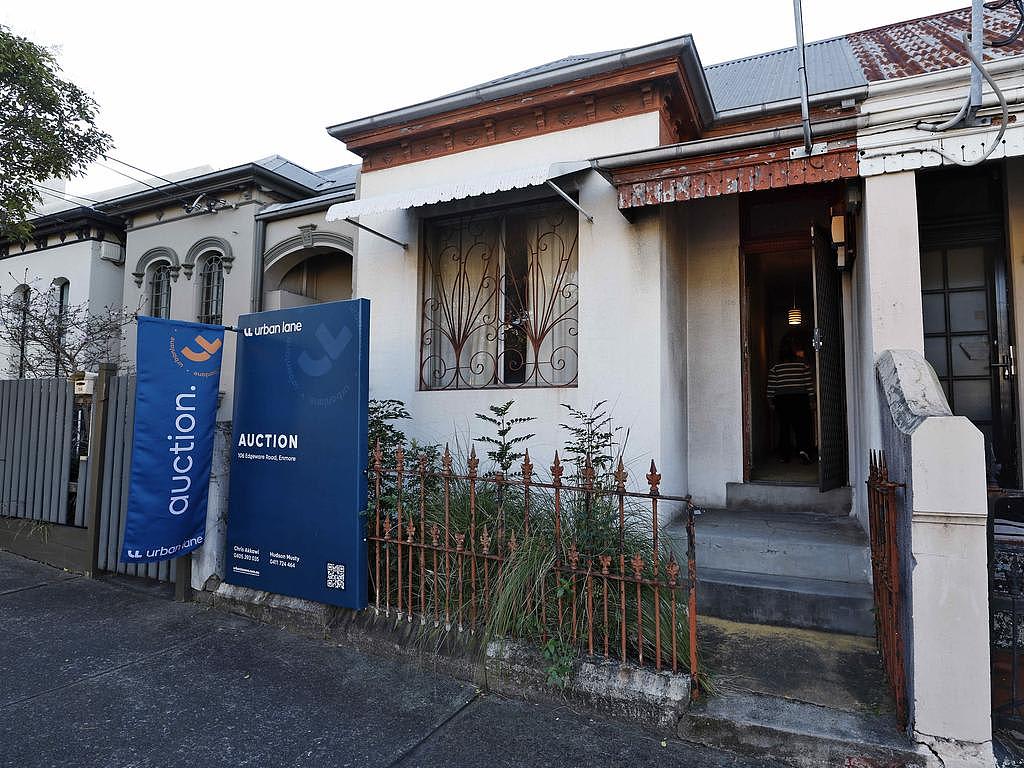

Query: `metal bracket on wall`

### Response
(344, 218, 408, 250)
(545, 180, 594, 223)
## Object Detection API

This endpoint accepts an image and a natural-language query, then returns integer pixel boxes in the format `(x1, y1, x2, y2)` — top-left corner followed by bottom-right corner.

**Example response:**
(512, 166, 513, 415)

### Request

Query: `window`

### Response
(197, 255, 225, 325)
(148, 263, 171, 319)
(420, 200, 578, 390)
(55, 279, 70, 317)
(14, 284, 29, 378)
(53, 278, 70, 376)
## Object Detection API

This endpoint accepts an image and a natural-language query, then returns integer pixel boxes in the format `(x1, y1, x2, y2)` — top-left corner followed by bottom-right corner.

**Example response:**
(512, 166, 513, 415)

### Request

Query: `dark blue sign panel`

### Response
(122, 316, 224, 564)
(225, 299, 369, 609)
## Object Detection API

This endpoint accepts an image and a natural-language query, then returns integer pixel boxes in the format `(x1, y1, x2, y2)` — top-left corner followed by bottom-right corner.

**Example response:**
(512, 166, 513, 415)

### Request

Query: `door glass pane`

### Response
(925, 336, 948, 377)
(952, 379, 992, 422)
(948, 290, 987, 333)
(947, 246, 986, 288)
(921, 250, 944, 290)
(923, 294, 946, 333)
(950, 335, 990, 376)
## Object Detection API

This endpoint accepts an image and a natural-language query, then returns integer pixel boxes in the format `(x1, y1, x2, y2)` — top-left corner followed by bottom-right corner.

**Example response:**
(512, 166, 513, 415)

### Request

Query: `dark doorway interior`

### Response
(746, 249, 817, 484)
(918, 164, 1019, 488)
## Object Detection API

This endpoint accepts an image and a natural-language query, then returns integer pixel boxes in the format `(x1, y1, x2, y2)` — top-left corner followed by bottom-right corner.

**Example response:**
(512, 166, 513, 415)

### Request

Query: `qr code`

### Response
(326, 563, 346, 590)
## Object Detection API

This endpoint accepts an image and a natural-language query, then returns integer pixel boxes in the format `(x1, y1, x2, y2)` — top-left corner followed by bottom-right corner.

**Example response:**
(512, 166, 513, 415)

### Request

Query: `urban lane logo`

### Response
(181, 335, 222, 362)
(170, 329, 223, 378)
(298, 324, 352, 377)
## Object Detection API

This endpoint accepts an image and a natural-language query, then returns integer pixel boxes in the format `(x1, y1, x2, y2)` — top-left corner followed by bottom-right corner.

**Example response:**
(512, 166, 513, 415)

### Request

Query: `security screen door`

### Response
(811, 224, 848, 492)
(921, 238, 1018, 488)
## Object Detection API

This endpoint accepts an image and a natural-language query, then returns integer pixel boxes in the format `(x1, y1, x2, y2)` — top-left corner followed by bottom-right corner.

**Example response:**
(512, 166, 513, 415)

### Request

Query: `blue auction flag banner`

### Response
(121, 316, 225, 564)
(224, 299, 369, 609)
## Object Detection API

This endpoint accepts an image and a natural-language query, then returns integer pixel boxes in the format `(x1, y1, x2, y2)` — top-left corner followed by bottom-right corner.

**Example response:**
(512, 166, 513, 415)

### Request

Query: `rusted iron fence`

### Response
(867, 450, 908, 729)
(368, 442, 700, 696)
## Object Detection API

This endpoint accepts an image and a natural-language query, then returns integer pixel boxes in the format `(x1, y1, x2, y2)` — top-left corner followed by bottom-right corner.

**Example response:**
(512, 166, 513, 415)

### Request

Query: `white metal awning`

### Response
(324, 160, 592, 222)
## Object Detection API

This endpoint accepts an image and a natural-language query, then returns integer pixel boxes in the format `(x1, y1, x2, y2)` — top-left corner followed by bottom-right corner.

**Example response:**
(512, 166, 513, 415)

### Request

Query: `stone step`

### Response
(678, 691, 926, 768)
(726, 482, 852, 516)
(668, 508, 871, 584)
(697, 567, 875, 636)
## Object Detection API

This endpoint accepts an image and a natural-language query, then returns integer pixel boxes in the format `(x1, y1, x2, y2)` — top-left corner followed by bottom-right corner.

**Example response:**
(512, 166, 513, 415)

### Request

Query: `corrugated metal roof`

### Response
(705, 37, 865, 111)
(846, 6, 1024, 81)
(447, 51, 624, 98)
(313, 163, 360, 191)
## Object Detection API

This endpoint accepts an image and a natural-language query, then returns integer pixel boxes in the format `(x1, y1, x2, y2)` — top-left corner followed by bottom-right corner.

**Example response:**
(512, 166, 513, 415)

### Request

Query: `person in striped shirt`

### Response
(767, 335, 816, 464)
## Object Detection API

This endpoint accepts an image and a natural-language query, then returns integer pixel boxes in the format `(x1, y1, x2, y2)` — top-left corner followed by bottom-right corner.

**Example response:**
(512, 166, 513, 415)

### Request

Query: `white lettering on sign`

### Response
(237, 433, 299, 450)
(242, 321, 303, 337)
(167, 386, 198, 516)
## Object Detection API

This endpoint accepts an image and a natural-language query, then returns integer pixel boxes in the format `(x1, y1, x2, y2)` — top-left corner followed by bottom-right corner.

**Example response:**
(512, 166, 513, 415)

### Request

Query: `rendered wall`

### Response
(852, 171, 924, 528)
(0, 239, 124, 377)
(121, 198, 258, 417)
(683, 196, 742, 507)
(351, 114, 685, 490)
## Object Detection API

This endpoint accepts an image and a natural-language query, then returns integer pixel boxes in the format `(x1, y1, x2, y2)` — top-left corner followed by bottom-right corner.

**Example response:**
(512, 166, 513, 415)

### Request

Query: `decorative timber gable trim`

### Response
(610, 137, 859, 210)
(339, 57, 706, 172)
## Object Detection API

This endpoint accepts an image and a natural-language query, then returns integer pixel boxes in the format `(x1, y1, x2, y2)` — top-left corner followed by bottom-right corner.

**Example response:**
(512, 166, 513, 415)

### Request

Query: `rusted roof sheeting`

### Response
(847, 6, 1024, 81)
(613, 138, 859, 209)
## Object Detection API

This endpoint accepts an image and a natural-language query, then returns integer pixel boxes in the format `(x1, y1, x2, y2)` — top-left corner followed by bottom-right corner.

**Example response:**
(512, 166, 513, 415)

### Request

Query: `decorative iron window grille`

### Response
(148, 263, 171, 319)
(420, 201, 579, 390)
(197, 255, 225, 325)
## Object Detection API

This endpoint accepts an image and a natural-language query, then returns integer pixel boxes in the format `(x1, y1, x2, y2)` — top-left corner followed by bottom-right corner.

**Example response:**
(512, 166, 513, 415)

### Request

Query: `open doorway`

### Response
(746, 249, 817, 484)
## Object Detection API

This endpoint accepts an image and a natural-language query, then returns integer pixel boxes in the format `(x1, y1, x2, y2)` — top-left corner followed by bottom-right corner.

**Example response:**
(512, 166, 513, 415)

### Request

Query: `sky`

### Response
(4, 0, 964, 197)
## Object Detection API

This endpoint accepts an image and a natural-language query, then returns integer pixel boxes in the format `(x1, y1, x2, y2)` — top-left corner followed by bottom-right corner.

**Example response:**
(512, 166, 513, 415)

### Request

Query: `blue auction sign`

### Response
(225, 299, 369, 609)
(122, 316, 225, 564)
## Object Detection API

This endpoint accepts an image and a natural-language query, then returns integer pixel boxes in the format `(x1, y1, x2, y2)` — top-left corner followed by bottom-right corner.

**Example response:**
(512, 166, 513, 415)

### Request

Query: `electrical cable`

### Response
(96, 161, 187, 208)
(985, 0, 1024, 45)
(32, 184, 102, 206)
(862, 32, 1008, 168)
(102, 155, 200, 199)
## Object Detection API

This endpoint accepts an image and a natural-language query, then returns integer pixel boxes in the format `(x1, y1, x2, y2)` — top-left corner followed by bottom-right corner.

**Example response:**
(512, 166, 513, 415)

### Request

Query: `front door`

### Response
(921, 236, 1019, 487)
(812, 225, 848, 492)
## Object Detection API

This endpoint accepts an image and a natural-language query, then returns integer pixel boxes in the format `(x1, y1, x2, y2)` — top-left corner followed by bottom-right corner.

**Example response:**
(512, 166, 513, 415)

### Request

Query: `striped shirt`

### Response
(767, 361, 815, 400)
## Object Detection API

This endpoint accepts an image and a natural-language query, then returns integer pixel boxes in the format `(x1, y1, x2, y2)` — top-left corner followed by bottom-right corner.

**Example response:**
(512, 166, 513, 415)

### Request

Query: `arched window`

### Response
(148, 263, 172, 319)
(53, 278, 70, 317)
(52, 278, 70, 376)
(197, 255, 224, 325)
(14, 284, 30, 378)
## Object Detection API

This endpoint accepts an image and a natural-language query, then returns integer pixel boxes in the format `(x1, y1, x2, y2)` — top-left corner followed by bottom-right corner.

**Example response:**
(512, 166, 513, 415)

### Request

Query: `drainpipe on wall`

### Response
(251, 217, 267, 313)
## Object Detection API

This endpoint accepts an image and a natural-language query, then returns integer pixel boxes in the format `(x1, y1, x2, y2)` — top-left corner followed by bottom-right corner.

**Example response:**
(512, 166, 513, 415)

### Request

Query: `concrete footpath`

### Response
(0, 551, 780, 768)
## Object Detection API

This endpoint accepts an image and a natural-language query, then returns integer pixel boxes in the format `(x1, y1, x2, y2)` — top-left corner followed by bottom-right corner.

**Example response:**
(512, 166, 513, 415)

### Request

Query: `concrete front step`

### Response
(664, 508, 874, 635)
(678, 508, 872, 584)
(678, 691, 926, 768)
(726, 482, 852, 516)
(697, 567, 875, 636)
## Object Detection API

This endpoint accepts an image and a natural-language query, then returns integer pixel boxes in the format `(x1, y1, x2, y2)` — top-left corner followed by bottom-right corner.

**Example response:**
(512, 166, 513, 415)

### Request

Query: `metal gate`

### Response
(989, 490, 1024, 743)
(812, 224, 848, 492)
(867, 451, 908, 729)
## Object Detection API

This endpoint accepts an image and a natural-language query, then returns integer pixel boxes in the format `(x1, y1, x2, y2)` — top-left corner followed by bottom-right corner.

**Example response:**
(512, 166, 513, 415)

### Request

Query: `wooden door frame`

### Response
(739, 232, 812, 483)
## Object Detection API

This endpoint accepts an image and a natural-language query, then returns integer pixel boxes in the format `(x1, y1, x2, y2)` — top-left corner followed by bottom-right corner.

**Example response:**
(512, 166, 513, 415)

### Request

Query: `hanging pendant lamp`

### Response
(788, 284, 802, 326)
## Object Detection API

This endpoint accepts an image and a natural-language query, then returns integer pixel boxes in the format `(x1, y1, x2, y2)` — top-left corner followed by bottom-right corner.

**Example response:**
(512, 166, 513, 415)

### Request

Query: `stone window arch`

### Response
(133, 246, 180, 287)
(184, 236, 234, 280)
